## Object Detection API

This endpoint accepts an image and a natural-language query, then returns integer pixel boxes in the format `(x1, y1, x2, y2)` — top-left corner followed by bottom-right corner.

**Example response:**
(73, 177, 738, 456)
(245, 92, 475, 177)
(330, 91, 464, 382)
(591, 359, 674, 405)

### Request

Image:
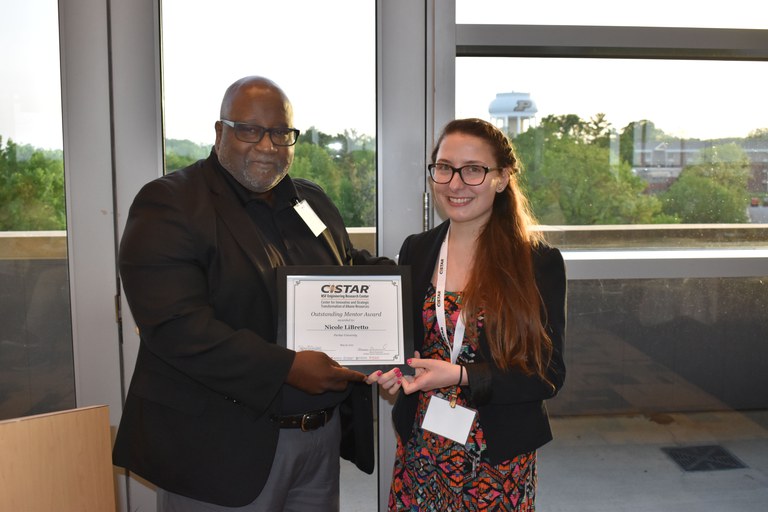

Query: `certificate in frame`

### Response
(277, 265, 413, 374)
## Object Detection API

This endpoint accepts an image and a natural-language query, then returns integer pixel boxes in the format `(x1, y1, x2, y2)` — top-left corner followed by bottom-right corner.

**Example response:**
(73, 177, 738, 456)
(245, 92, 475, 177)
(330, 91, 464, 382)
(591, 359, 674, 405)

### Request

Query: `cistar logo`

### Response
(321, 284, 370, 294)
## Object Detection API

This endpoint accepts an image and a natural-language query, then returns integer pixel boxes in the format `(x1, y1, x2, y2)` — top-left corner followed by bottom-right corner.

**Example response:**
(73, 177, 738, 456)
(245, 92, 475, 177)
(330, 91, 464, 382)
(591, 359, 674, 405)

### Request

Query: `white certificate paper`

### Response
(277, 266, 413, 372)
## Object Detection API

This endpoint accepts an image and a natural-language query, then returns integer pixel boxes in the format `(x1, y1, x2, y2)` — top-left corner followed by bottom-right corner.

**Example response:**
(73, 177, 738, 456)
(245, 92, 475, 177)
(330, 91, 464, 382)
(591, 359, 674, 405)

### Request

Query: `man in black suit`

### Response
(113, 76, 383, 511)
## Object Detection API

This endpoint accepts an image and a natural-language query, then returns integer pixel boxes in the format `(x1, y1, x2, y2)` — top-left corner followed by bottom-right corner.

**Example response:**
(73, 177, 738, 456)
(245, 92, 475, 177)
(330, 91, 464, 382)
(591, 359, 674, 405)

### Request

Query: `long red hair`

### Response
(431, 118, 553, 385)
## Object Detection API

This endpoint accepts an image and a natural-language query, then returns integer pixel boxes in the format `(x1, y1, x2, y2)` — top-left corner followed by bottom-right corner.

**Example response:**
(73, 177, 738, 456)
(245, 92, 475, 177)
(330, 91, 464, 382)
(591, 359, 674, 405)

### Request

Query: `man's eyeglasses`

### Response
(220, 120, 300, 146)
(427, 163, 501, 186)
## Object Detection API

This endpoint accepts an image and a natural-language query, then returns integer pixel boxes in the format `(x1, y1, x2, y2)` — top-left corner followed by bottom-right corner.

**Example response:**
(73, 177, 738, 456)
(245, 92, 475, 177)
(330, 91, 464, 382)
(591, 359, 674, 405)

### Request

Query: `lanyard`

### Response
(435, 227, 465, 364)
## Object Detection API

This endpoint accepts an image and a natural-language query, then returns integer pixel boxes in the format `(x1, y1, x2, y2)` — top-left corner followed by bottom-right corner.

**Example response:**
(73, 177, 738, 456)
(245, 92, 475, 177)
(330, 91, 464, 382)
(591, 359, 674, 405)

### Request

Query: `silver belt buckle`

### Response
(301, 410, 321, 432)
(300, 412, 311, 432)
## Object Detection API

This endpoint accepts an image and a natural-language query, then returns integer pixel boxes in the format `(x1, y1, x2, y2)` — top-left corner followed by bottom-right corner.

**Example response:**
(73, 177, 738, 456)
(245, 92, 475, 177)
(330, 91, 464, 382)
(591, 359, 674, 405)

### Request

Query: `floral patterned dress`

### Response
(389, 285, 537, 511)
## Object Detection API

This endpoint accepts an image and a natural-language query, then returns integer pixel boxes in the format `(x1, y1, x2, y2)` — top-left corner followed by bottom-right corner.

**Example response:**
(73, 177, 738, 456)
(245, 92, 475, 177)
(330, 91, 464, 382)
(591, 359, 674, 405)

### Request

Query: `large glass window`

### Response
(161, 0, 377, 229)
(160, 2, 378, 508)
(553, 276, 768, 416)
(456, 57, 768, 237)
(0, 0, 74, 420)
(444, 9, 768, 511)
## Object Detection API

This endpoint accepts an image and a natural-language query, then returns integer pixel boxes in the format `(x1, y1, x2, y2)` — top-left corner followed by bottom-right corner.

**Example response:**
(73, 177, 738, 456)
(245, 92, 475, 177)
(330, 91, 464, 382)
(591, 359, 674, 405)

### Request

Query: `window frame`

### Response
(456, 24, 768, 60)
(450, 21, 768, 281)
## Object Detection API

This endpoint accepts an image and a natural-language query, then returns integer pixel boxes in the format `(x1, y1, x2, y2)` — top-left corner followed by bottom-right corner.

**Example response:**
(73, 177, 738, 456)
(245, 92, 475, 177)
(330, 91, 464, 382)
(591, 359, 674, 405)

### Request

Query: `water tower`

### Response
(489, 92, 537, 137)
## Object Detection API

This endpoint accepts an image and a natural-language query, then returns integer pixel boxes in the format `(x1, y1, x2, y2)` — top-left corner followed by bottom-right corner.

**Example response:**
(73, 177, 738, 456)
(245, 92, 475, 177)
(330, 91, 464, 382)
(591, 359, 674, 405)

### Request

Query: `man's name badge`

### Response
(294, 199, 326, 237)
(421, 395, 477, 445)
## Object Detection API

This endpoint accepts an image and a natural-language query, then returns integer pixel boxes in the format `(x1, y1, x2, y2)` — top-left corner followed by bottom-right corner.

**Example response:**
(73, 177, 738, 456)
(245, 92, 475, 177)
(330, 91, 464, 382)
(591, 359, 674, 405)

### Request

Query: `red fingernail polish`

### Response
(407, 359, 412, 365)
(377, 370, 383, 376)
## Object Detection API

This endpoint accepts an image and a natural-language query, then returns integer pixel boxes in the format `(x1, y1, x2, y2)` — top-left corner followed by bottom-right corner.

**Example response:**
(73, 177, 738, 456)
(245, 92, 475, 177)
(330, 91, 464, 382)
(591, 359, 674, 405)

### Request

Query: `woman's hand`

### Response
(365, 366, 405, 396)
(366, 351, 431, 396)
(399, 352, 463, 395)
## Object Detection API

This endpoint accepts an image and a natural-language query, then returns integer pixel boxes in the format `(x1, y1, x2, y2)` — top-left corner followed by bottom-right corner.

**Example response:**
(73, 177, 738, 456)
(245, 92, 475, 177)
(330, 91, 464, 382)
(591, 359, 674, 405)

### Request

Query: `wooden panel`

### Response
(0, 405, 116, 512)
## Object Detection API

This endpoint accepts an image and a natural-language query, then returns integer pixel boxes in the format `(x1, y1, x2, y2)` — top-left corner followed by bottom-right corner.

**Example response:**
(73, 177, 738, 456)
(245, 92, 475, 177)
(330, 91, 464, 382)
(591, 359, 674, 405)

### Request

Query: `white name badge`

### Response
(421, 395, 477, 445)
(294, 199, 327, 237)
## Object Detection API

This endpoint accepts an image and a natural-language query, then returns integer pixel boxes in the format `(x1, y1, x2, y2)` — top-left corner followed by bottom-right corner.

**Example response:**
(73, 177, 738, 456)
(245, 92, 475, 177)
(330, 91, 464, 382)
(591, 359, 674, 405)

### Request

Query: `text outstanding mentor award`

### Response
(277, 266, 413, 373)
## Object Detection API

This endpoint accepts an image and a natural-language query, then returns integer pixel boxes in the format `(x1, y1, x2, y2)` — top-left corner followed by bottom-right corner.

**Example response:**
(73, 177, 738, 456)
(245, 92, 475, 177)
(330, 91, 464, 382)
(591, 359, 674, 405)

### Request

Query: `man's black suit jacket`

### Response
(392, 220, 567, 465)
(113, 153, 376, 507)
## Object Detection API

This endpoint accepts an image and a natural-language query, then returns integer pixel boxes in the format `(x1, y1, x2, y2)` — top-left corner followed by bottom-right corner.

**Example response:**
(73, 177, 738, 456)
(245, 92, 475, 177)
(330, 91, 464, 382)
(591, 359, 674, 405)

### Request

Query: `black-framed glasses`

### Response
(220, 119, 300, 146)
(427, 163, 501, 186)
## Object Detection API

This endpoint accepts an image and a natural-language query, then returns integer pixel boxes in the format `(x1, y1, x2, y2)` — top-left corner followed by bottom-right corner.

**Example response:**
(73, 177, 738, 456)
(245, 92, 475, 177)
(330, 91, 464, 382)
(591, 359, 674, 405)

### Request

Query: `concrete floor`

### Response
(341, 410, 768, 511)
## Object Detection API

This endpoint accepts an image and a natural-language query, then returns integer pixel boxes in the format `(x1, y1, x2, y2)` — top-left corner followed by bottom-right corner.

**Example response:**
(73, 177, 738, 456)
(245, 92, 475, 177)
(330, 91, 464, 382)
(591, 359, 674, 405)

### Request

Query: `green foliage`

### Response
(661, 174, 748, 223)
(337, 149, 376, 226)
(747, 128, 768, 141)
(292, 141, 343, 200)
(165, 152, 200, 173)
(3, 118, 763, 231)
(659, 143, 750, 223)
(512, 115, 763, 226)
(0, 137, 66, 231)
(537, 113, 613, 147)
(515, 115, 663, 225)
(164, 139, 209, 173)
(690, 144, 751, 189)
(618, 120, 669, 166)
(289, 132, 376, 227)
(165, 139, 210, 159)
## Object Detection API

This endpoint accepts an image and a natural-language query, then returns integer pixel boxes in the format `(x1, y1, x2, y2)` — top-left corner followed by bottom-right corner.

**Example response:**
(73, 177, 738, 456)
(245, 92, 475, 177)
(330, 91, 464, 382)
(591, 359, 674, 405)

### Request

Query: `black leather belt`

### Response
(275, 407, 334, 432)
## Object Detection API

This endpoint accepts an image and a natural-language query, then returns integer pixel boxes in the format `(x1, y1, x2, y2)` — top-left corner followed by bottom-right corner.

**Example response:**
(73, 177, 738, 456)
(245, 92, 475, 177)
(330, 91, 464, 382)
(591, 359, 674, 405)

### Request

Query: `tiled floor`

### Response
(342, 410, 768, 511)
(537, 410, 768, 512)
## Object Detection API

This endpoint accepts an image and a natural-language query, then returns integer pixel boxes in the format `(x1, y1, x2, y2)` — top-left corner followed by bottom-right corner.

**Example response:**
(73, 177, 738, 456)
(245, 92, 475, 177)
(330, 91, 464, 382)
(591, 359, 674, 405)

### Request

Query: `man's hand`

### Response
(285, 350, 367, 394)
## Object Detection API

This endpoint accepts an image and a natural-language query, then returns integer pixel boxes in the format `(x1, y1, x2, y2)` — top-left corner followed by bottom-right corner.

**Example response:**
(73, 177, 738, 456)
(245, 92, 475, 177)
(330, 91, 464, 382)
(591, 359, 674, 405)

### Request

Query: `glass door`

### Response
(0, 0, 74, 421)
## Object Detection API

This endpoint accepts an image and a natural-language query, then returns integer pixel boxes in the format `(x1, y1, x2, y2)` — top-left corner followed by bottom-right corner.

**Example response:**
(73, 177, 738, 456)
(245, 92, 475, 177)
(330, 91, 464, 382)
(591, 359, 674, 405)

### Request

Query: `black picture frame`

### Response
(276, 265, 413, 374)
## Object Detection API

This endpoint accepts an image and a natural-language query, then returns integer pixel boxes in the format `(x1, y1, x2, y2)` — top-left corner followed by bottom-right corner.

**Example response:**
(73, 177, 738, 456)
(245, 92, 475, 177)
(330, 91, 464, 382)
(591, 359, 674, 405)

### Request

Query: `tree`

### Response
(165, 139, 209, 172)
(291, 141, 343, 204)
(514, 115, 662, 225)
(165, 153, 199, 173)
(0, 137, 66, 231)
(660, 143, 750, 223)
(661, 175, 747, 223)
(689, 144, 751, 190)
(290, 130, 376, 227)
(165, 138, 210, 159)
(337, 149, 376, 226)
(618, 120, 669, 166)
(746, 128, 768, 141)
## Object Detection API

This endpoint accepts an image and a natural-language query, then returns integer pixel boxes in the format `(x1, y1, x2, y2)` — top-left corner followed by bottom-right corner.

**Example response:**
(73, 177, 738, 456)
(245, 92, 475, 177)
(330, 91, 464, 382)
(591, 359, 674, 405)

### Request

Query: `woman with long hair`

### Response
(370, 118, 567, 510)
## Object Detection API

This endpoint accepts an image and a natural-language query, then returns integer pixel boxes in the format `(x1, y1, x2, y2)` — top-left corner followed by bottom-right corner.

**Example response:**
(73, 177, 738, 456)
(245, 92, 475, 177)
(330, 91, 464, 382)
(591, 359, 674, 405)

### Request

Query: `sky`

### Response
(1, 0, 63, 150)
(2, 0, 767, 150)
(456, 57, 768, 140)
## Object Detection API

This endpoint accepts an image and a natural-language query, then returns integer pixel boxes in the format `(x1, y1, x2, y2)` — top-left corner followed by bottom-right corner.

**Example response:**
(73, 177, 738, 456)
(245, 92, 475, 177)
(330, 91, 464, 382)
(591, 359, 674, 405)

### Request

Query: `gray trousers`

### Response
(157, 411, 342, 512)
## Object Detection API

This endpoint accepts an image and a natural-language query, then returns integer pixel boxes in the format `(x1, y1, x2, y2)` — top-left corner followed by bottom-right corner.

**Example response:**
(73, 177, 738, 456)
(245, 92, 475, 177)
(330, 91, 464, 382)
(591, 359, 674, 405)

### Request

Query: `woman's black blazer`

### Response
(392, 220, 567, 464)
